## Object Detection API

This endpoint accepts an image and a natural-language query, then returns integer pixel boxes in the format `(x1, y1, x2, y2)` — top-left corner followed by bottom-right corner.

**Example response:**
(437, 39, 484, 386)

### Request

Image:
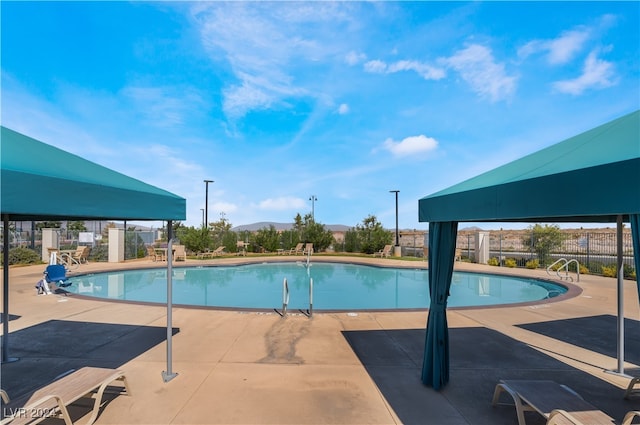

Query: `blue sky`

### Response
(2, 2, 638, 231)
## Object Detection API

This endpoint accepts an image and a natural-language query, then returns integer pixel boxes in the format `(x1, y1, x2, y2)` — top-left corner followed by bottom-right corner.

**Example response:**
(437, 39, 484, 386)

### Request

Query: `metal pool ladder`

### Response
(547, 258, 580, 282)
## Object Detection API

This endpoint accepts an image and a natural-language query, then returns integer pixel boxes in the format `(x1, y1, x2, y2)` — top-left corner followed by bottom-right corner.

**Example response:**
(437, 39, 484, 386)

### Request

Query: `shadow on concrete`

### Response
(2, 319, 179, 399)
(343, 326, 634, 425)
(0, 313, 21, 323)
(518, 314, 640, 365)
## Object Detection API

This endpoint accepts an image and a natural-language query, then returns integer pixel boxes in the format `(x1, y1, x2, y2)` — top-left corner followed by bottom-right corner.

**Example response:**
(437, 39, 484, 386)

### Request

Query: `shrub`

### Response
(4, 247, 41, 266)
(601, 264, 617, 277)
(525, 259, 539, 269)
(504, 258, 517, 268)
(579, 264, 589, 275)
(487, 257, 500, 266)
(624, 264, 636, 280)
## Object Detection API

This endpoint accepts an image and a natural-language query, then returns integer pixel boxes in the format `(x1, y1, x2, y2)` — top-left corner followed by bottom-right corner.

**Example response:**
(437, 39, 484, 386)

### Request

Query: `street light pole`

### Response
(309, 195, 317, 221)
(204, 180, 214, 229)
(389, 190, 399, 247)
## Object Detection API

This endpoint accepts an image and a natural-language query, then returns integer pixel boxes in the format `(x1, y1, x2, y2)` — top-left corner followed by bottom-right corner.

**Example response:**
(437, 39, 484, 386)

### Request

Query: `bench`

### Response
(492, 380, 615, 425)
(1, 367, 130, 425)
(625, 372, 640, 399)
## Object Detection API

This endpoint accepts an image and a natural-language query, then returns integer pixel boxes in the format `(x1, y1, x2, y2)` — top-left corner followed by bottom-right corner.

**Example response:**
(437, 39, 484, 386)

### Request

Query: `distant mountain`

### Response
(231, 222, 352, 232)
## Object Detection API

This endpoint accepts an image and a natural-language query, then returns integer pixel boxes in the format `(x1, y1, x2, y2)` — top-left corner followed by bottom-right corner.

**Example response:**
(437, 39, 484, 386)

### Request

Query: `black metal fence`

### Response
(457, 230, 635, 276)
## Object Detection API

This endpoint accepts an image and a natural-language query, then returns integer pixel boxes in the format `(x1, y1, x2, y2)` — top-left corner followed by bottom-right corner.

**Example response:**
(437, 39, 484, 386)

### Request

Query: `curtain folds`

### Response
(421, 221, 458, 390)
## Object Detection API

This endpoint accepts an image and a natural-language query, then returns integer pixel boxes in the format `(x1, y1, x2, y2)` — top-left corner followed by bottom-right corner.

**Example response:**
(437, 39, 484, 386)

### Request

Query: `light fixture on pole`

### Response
(389, 190, 399, 247)
(204, 180, 214, 229)
(309, 195, 317, 221)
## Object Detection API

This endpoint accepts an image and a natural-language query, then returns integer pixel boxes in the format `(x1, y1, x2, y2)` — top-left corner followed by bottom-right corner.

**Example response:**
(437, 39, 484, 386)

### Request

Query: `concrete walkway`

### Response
(1, 256, 639, 424)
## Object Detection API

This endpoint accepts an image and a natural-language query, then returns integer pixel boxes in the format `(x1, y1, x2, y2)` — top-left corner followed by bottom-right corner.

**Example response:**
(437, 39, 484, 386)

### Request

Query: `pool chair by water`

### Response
(492, 380, 615, 425)
(287, 242, 304, 255)
(146, 246, 165, 262)
(173, 245, 187, 262)
(44, 264, 70, 288)
(0, 367, 130, 425)
(374, 245, 392, 258)
(70, 245, 90, 264)
(303, 243, 314, 255)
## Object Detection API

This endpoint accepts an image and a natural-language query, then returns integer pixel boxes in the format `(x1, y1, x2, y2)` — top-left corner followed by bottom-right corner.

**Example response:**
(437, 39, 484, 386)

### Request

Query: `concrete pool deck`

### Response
(2, 255, 639, 424)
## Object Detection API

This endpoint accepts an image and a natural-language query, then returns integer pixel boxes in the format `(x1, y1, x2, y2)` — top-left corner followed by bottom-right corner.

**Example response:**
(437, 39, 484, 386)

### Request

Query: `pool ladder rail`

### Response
(546, 258, 580, 282)
(276, 276, 313, 318)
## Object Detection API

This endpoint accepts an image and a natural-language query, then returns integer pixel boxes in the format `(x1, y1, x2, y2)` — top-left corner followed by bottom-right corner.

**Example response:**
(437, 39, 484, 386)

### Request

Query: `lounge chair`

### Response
(303, 243, 313, 256)
(492, 380, 615, 425)
(288, 243, 304, 255)
(373, 245, 392, 258)
(623, 411, 640, 425)
(211, 246, 225, 257)
(625, 372, 640, 399)
(173, 244, 187, 262)
(70, 245, 90, 264)
(146, 246, 165, 262)
(1, 366, 130, 425)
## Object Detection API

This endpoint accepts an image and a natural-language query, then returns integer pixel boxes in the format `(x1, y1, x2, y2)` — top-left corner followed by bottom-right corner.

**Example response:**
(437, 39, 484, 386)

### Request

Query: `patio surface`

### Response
(2, 255, 639, 424)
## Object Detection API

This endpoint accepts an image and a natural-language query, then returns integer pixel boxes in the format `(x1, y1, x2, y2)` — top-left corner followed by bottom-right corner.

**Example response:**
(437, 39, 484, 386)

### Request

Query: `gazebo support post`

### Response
(162, 220, 178, 383)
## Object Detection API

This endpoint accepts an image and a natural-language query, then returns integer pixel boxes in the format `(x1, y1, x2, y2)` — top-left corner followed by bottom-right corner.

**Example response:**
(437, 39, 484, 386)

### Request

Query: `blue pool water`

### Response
(64, 262, 567, 310)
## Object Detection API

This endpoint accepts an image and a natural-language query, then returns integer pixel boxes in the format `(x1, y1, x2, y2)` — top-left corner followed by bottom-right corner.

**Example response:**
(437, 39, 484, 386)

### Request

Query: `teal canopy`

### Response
(419, 110, 640, 223)
(418, 110, 640, 390)
(1, 126, 186, 365)
(1, 126, 186, 221)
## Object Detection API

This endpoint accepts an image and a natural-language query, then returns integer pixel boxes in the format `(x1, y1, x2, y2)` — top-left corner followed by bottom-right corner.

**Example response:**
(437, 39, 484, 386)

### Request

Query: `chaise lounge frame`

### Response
(492, 379, 615, 425)
(1, 367, 130, 425)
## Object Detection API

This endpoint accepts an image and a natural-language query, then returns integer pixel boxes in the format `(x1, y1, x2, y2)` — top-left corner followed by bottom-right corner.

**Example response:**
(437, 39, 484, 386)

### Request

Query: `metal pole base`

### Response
(162, 371, 178, 383)
(605, 368, 633, 379)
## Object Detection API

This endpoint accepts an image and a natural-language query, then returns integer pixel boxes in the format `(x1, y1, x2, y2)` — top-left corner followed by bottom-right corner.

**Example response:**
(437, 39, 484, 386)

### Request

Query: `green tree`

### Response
(255, 225, 280, 252)
(36, 221, 61, 230)
(343, 228, 359, 252)
(67, 221, 87, 240)
(522, 224, 563, 266)
(209, 215, 232, 248)
(355, 215, 393, 254)
(176, 226, 211, 254)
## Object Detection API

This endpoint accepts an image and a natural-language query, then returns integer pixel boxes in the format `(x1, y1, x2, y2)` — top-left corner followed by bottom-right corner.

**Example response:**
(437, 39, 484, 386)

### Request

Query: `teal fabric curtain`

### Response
(421, 221, 458, 390)
(631, 214, 640, 305)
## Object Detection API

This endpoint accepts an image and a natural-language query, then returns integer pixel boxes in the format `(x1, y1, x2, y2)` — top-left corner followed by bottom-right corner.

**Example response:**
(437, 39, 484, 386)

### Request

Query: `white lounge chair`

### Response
(492, 380, 615, 425)
(1, 367, 130, 425)
(373, 245, 392, 258)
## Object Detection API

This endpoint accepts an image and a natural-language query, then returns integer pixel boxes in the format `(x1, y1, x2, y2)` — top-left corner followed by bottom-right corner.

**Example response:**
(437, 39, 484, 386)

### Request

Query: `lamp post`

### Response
(204, 180, 214, 229)
(200, 209, 205, 228)
(389, 190, 399, 249)
(309, 195, 317, 221)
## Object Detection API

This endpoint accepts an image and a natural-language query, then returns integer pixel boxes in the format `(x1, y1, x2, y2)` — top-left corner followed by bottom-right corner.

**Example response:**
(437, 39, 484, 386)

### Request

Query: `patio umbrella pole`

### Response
(162, 227, 178, 382)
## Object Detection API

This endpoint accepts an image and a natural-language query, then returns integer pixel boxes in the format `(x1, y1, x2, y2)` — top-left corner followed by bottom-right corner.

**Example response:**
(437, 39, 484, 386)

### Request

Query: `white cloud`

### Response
(443, 44, 517, 102)
(382, 135, 438, 158)
(552, 49, 616, 95)
(345, 50, 366, 66)
(364, 60, 387, 73)
(337, 103, 350, 114)
(212, 201, 239, 215)
(121, 85, 207, 127)
(190, 2, 354, 120)
(518, 27, 591, 65)
(364, 59, 445, 80)
(387, 60, 446, 80)
(258, 197, 308, 211)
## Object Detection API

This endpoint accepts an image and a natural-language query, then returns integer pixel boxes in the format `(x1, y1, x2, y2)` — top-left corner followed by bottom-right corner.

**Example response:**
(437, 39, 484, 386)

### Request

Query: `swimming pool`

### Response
(64, 262, 567, 311)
